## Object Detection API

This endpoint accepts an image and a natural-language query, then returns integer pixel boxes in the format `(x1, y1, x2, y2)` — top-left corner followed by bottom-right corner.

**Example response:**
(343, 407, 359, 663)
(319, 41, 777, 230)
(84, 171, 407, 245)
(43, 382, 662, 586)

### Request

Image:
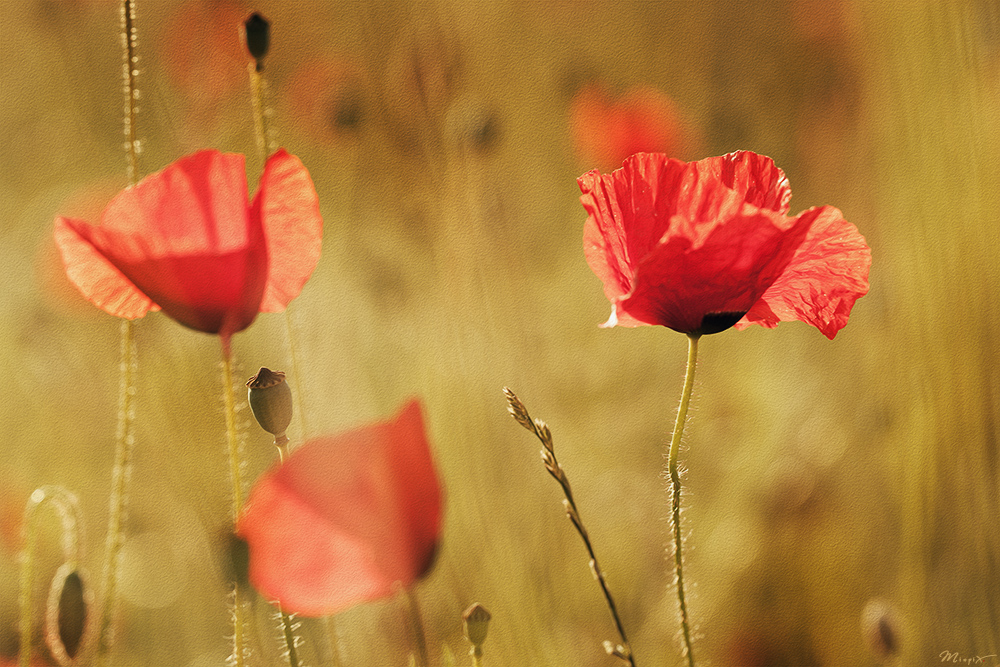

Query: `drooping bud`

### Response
(462, 603, 491, 650)
(45, 564, 91, 665)
(247, 367, 293, 444)
(242, 13, 270, 69)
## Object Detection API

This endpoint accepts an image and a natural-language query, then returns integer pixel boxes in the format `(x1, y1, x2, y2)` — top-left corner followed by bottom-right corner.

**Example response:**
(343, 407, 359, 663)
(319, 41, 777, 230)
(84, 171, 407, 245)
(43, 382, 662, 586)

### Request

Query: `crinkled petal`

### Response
(619, 207, 812, 333)
(255, 149, 324, 312)
(238, 400, 441, 617)
(53, 216, 158, 319)
(738, 206, 871, 339)
(580, 151, 793, 328)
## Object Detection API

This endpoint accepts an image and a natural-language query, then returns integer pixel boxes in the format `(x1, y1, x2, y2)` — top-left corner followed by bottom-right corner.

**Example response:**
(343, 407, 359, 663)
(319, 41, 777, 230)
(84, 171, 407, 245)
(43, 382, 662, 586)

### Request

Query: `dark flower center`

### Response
(692, 311, 747, 336)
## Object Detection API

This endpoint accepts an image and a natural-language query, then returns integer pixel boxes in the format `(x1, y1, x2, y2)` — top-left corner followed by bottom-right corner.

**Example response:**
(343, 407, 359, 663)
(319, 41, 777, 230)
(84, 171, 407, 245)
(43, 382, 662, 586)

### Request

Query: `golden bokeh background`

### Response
(1, 0, 998, 665)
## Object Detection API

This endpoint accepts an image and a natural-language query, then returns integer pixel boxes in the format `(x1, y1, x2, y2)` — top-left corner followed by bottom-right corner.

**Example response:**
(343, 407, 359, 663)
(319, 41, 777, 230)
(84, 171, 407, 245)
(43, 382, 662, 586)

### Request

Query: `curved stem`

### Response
(221, 341, 246, 667)
(20, 487, 83, 667)
(667, 334, 700, 667)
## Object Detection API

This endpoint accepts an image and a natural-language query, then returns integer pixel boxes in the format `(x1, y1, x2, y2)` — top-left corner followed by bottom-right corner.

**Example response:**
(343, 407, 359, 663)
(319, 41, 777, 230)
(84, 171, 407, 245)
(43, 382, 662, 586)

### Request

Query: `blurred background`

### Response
(2, 0, 998, 665)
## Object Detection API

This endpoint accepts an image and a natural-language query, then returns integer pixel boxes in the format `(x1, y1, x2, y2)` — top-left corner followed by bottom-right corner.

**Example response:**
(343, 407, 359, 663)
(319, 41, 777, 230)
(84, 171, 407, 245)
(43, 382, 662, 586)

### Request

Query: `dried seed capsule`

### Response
(462, 602, 491, 648)
(243, 13, 270, 63)
(45, 564, 91, 665)
(247, 367, 293, 441)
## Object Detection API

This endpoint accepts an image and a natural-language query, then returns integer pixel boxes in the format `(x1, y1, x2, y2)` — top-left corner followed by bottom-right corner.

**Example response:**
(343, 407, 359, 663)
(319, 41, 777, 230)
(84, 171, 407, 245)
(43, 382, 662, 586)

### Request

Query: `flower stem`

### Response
(95, 0, 142, 660)
(279, 607, 301, 667)
(245, 47, 311, 444)
(94, 319, 137, 666)
(248, 61, 273, 165)
(120, 0, 139, 184)
(403, 587, 429, 667)
(221, 341, 246, 667)
(667, 334, 700, 667)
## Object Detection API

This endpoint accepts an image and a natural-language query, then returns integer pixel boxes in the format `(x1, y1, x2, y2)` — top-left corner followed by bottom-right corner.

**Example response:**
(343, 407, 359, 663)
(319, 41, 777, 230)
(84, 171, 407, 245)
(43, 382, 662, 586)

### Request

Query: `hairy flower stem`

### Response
(94, 1, 142, 663)
(248, 62, 273, 166)
(221, 343, 246, 667)
(245, 48, 311, 443)
(95, 319, 137, 666)
(279, 607, 301, 667)
(246, 38, 330, 667)
(503, 388, 636, 666)
(667, 334, 700, 667)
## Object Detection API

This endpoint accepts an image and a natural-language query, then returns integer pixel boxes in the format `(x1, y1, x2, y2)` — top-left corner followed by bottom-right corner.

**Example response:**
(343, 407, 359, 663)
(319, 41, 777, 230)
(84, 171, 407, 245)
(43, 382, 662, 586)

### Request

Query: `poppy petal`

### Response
(619, 208, 812, 333)
(53, 216, 158, 320)
(581, 152, 797, 332)
(238, 400, 442, 617)
(79, 150, 267, 335)
(738, 206, 871, 339)
(254, 149, 323, 313)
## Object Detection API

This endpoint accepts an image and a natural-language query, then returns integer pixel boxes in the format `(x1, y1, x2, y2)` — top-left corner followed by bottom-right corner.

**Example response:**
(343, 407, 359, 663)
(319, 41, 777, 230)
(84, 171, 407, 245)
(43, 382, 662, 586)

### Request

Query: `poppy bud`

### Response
(243, 13, 270, 66)
(247, 367, 292, 442)
(45, 563, 91, 665)
(462, 603, 491, 649)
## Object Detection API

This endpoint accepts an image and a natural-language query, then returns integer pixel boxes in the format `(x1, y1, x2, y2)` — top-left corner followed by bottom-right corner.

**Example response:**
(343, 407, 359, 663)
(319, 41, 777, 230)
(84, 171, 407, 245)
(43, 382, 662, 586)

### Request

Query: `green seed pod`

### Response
(462, 602, 491, 648)
(45, 563, 91, 665)
(247, 367, 293, 440)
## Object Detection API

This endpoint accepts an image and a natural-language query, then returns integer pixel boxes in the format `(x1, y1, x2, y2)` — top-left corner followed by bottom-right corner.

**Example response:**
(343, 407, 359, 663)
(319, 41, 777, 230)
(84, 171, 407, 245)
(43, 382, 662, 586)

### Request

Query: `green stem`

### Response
(221, 341, 246, 667)
(667, 334, 699, 667)
(94, 319, 137, 666)
(248, 63, 272, 165)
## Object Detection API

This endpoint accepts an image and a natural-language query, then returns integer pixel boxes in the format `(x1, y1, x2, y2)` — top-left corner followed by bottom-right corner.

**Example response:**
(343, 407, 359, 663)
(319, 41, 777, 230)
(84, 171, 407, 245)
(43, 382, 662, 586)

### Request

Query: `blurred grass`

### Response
(1, 0, 998, 665)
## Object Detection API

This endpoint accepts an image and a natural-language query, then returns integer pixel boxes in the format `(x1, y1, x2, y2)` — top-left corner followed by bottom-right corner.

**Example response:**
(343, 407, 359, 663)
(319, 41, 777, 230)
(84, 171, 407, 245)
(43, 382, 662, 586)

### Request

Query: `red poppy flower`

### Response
(53, 149, 323, 346)
(237, 399, 443, 617)
(579, 151, 870, 338)
(570, 84, 685, 171)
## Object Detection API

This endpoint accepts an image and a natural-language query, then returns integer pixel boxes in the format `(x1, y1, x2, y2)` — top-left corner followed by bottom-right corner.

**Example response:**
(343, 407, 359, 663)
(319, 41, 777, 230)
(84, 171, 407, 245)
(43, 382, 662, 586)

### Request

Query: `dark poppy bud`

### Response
(46, 564, 91, 665)
(247, 367, 292, 440)
(462, 603, 491, 648)
(243, 13, 270, 64)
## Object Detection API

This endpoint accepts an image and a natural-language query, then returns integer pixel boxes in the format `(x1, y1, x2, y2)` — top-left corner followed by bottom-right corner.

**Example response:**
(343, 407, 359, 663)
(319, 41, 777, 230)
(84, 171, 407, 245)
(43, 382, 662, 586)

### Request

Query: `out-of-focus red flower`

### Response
(570, 84, 684, 171)
(53, 149, 322, 347)
(579, 151, 870, 339)
(237, 399, 443, 617)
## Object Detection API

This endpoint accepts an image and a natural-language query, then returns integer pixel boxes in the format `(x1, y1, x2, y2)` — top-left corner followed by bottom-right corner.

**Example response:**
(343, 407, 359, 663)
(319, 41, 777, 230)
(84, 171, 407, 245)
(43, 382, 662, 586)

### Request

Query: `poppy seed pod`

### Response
(247, 367, 292, 440)
(243, 13, 270, 64)
(463, 603, 491, 648)
(46, 564, 92, 665)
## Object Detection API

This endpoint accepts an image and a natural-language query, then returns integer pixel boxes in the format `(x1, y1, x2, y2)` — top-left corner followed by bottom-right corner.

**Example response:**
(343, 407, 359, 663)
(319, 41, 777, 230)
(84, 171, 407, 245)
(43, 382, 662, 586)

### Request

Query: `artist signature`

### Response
(940, 650, 999, 665)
